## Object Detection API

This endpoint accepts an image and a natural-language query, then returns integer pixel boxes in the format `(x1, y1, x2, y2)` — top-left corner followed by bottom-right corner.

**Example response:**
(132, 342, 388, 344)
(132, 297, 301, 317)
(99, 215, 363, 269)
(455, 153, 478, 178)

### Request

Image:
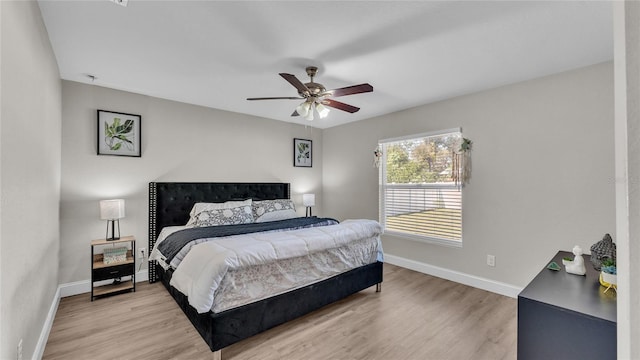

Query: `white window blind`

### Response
(379, 129, 463, 246)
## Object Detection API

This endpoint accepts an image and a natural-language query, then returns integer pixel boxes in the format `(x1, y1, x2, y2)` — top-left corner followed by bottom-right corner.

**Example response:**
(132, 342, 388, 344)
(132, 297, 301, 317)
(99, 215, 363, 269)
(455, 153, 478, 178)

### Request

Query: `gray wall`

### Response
(323, 62, 615, 287)
(60, 81, 323, 284)
(0, 1, 61, 359)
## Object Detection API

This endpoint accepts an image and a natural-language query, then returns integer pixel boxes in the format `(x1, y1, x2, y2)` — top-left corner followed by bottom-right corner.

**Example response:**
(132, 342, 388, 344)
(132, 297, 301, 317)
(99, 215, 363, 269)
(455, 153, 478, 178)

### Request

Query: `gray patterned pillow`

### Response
(252, 199, 297, 223)
(190, 204, 254, 227)
(186, 199, 254, 227)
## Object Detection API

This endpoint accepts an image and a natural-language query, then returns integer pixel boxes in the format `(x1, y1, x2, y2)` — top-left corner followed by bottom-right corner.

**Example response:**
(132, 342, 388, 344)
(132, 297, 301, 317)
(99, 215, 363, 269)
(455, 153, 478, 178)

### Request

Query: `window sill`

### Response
(382, 230, 463, 248)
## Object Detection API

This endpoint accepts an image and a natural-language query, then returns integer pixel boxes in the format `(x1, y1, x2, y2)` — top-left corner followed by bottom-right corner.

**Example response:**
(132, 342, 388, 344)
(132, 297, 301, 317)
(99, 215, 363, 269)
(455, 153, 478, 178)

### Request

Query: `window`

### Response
(379, 128, 462, 246)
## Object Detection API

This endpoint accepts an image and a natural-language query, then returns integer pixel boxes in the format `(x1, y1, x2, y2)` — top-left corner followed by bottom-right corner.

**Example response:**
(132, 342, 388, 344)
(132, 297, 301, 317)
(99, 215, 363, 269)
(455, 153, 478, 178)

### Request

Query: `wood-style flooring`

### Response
(43, 264, 517, 360)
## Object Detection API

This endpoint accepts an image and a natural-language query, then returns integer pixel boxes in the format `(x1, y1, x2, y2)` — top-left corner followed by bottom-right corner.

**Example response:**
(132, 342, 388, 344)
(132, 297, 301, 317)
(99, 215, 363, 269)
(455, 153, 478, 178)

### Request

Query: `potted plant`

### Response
(599, 258, 617, 292)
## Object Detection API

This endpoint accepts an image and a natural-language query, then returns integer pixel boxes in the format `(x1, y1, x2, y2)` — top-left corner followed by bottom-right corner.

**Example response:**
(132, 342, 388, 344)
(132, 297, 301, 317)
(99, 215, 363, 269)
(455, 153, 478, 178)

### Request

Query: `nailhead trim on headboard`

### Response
(148, 182, 158, 283)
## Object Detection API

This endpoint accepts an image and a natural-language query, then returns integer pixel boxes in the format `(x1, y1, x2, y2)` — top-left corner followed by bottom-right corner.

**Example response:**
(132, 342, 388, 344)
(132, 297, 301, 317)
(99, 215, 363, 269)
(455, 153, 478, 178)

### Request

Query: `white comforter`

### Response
(169, 219, 383, 313)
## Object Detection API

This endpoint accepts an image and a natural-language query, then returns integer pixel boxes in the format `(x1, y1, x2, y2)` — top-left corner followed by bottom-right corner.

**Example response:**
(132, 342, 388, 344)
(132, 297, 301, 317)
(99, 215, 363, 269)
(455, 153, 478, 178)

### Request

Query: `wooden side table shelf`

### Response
(91, 235, 136, 301)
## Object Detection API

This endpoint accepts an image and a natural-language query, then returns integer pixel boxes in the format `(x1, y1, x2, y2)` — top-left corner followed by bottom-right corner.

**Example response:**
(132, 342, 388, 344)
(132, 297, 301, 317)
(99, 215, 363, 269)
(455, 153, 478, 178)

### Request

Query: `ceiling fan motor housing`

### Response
(300, 66, 325, 97)
(301, 83, 326, 97)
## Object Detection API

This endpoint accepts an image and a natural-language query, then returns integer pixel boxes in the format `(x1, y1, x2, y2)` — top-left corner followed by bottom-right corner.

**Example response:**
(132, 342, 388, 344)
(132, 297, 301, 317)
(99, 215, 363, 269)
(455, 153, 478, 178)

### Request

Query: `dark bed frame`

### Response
(148, 182, 383, 359)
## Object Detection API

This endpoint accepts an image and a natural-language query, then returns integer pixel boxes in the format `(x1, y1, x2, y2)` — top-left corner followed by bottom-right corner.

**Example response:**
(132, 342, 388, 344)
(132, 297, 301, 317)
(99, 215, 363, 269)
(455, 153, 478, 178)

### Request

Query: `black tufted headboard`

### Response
(148, 182, 290, 282)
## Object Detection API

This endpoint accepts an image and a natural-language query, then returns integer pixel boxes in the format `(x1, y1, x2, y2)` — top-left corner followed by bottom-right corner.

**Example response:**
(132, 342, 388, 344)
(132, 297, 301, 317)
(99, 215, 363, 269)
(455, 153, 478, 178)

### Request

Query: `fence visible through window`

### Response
(384, 184, 461, 241)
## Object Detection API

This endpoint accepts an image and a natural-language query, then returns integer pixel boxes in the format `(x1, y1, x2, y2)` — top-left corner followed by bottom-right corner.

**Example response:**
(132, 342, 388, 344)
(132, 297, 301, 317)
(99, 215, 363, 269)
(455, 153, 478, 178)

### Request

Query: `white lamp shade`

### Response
(316, 103, 330, 119)
(100, 199, 125, 220)
(296, 102, 311, 117)
(304, 108, 315, 121)
(302, 194, 316, 207)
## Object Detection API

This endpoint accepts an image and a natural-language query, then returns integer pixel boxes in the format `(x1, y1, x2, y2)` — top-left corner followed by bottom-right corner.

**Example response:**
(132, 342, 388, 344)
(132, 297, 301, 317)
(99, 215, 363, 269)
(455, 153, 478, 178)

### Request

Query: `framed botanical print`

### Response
(293, 138, 312, 167)
(97, 110, 141, 157)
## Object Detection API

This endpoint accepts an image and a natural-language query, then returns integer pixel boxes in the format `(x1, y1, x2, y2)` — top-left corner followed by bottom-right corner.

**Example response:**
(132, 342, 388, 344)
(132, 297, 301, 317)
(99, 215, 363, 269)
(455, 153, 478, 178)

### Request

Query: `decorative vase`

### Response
(600, 271, 617, 285)
(600, 271, 617, 293)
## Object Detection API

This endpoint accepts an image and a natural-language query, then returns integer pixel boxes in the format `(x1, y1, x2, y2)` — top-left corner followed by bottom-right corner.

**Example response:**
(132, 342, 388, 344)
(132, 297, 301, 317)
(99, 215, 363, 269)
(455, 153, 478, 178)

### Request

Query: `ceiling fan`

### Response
(247, 66, 373, 121)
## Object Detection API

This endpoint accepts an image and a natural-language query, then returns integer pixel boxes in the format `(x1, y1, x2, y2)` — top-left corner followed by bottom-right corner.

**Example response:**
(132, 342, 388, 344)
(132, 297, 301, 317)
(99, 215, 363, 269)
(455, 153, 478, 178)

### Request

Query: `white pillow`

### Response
(252, 199, 297, 223)
(186, 199, 253, 227)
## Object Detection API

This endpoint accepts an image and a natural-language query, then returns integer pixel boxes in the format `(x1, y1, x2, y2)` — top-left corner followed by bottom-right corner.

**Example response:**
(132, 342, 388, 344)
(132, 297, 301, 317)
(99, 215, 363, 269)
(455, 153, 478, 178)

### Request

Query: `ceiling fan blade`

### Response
(279, 73, 310, 96)
(247, 97, 303, 100)
(325, 83, 373, 97)
(291, 110, 299, 117)
(322, 99, 360, 113)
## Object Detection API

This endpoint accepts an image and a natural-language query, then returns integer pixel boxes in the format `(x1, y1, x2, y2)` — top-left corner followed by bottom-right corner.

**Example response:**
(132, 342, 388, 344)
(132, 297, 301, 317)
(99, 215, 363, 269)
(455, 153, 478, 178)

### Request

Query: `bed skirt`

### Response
(158, 261, 383, 351)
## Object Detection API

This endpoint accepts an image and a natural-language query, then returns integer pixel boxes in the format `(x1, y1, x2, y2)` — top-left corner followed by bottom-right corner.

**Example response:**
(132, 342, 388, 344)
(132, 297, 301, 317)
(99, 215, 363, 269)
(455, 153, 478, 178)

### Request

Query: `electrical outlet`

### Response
(487, 254, 496, 267)
(17, 339, 23, 360)
(138, 247, 145, 259)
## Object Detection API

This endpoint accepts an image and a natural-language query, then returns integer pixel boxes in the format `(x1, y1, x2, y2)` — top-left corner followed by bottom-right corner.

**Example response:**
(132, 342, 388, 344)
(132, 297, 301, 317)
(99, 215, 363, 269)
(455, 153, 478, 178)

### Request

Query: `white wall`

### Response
(323, 62, 615, 287)
(60, 81, 323, 284)
(614, 1, 640, 358)
(0, 1, 61, 359)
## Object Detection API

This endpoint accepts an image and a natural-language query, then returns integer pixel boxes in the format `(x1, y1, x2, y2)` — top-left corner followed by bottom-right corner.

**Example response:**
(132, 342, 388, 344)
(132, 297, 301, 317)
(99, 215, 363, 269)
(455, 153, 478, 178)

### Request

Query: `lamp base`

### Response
(105, 219, 121, 241)
(306, 207, 312, 217)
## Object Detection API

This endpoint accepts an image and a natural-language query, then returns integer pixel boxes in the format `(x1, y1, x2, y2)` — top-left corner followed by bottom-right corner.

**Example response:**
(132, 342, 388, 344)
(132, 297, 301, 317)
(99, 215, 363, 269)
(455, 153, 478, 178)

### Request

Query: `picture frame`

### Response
(97, 110, 141, 157)
(293, 138, 312, 167)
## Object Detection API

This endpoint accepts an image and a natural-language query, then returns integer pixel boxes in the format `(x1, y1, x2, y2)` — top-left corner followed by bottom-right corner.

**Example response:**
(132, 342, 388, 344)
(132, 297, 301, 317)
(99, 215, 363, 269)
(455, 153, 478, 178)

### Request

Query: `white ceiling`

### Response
(37, 1, 613, 129)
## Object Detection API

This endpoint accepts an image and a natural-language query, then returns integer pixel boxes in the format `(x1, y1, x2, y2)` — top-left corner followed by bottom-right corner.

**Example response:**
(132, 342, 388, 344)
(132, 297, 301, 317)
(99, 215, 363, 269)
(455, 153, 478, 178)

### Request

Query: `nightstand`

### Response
(91, 235, 136, 301)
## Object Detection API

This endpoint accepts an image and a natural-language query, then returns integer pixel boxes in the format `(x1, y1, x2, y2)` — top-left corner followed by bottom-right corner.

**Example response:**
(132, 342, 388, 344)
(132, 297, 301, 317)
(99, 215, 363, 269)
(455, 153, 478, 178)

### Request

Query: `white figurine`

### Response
(565, 245, 586, 276)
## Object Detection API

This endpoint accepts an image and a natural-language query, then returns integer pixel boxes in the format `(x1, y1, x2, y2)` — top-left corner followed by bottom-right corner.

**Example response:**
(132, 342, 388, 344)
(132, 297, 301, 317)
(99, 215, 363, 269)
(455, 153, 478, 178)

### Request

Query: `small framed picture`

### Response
(293, 138, 312, 167)
(97, 110, 141, 157)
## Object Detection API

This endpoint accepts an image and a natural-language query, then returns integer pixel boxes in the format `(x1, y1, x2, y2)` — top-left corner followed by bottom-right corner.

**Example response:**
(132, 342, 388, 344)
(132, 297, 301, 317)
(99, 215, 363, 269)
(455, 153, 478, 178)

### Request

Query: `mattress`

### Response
(150, 218, 383, 313)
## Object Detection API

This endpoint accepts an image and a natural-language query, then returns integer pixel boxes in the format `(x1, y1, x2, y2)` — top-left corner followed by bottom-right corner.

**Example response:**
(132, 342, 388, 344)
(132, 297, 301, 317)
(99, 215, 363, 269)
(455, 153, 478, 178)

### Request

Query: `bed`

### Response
(148, 182, 383, 359)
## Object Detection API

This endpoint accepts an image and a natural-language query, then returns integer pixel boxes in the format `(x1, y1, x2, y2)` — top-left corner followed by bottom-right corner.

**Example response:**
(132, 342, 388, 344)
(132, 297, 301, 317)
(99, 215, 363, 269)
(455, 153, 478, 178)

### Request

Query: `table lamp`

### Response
(303, 193, 315, 217)
(100, 199, 125, 240)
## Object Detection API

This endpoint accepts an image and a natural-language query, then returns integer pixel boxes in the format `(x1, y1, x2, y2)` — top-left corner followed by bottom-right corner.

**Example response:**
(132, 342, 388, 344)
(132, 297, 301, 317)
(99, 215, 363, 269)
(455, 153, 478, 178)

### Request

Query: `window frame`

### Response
(379, 128, 463, 248)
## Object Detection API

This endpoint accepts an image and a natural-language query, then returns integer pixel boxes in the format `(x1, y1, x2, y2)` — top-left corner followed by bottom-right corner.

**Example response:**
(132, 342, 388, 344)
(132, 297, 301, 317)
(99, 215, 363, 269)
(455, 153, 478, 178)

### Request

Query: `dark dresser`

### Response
(518, 251, 616, 360)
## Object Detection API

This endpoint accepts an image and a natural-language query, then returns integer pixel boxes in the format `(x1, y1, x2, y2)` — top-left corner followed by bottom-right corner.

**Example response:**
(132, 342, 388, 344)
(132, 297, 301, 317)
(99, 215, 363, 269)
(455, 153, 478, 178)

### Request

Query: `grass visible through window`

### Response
(386, 208, 462, 241)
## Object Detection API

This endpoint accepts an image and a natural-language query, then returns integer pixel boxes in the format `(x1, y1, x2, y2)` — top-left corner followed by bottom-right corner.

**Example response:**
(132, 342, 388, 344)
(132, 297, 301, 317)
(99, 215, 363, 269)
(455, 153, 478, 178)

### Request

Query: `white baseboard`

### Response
(59, 269, 149, 298)
(35, 269, 149, 359)
(58, 279, 89, 298)
(384, 254, 522, 298)
(33, 286, 60, 360)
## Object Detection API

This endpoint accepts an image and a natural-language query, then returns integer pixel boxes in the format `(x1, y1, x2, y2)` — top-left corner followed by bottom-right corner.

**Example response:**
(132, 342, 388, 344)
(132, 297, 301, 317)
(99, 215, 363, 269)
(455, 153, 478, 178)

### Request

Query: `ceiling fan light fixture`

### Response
(315, 103, 330, 119)
(296, 102, 311, 117)
(305, 108, 315, 121)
